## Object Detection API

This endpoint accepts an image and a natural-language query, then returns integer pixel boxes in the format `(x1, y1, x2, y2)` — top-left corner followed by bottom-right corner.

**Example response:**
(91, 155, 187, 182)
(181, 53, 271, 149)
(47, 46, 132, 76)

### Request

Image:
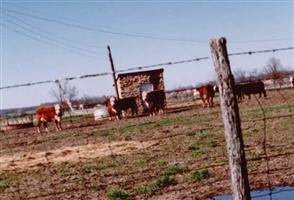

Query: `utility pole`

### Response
(209, 37, 251, 200)
(107, 45, 120, 99)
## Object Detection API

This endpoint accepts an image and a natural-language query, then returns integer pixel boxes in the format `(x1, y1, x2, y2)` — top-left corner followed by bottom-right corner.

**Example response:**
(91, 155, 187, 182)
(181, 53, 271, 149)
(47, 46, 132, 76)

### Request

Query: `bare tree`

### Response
(263, 57, 285, 87)
(247, 68, 259, 82)
(50, 81, 78, 103)
(234, 69, 247, 83)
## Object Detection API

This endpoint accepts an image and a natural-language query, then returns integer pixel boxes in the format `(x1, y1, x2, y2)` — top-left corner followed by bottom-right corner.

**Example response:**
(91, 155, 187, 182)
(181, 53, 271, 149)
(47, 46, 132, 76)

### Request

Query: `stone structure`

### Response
(116, 68, 165, 113)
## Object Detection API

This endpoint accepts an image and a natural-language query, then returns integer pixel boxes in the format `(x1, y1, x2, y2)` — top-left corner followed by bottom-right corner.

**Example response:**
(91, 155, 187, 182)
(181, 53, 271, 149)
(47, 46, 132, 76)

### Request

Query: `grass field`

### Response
(0, 89, 293, 200)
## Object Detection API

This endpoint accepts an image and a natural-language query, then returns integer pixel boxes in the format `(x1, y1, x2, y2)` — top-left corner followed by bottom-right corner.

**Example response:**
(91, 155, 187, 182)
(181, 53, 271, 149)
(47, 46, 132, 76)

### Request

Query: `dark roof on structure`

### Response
(117, 68, 164, 78)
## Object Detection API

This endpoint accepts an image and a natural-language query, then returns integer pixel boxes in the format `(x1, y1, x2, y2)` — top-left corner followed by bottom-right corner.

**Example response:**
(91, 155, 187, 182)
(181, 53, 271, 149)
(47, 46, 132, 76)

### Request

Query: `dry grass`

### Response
(0, 89, 293, 200)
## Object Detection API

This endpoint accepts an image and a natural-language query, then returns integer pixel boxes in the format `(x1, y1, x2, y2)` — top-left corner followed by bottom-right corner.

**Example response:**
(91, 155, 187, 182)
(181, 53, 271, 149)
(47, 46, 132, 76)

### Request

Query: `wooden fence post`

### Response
(209, 37, 251, 200)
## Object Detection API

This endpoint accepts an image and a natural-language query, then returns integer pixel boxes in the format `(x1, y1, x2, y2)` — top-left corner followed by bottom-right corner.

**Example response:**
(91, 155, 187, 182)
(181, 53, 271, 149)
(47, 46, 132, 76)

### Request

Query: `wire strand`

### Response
(0, 46, 293, 90)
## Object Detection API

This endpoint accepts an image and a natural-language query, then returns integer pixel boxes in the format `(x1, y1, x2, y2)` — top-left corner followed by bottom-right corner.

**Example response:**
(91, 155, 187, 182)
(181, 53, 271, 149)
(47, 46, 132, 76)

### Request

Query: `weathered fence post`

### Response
(209, 37, 251, 200)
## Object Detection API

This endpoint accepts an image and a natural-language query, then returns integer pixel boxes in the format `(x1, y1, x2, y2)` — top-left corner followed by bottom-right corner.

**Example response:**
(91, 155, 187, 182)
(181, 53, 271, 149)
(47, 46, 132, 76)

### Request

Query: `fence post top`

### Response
(209, 37, 227, 45)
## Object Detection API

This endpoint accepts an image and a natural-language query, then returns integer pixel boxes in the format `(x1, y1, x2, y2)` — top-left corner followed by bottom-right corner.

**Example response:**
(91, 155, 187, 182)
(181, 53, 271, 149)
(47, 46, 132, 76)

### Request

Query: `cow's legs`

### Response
(55, 120, 62, 131)
(43, 121, 49, 132)
(54, 116, 62, 131)
(37, 122, 41, 133)
(209, 97, 214, 107)
(200, 97, 206, 108)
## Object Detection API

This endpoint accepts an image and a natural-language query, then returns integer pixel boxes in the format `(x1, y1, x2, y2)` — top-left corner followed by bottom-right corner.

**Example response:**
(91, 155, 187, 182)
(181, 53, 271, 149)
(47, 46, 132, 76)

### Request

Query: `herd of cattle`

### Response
(35, 77, 294, 133)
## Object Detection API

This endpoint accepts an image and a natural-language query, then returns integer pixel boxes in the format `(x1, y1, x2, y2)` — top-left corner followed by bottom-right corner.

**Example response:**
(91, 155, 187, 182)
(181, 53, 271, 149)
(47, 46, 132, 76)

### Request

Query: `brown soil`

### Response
(0, 89, 293, 200)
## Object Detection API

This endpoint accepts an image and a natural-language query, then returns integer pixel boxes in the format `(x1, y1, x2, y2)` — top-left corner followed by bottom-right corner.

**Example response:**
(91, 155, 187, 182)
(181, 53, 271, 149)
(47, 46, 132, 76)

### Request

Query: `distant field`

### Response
(0, 89, 293, 200)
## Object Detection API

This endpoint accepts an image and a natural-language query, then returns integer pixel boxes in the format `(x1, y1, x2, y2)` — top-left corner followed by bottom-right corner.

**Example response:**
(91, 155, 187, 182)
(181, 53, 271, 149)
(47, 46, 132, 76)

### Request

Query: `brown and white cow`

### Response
(104, 97, 119, 120)
(195, 84, 215, 108)
(104, 96, 138, 120)
(290, 76, 294, 89)
(142, 90, 166, 116)
(35, 104, 63, 133)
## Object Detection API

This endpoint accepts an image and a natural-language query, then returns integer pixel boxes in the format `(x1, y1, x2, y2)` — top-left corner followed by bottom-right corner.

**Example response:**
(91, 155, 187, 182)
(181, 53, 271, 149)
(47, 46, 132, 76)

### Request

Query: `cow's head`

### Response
(109, 97, 116, 106)
(213, 85, 219, 93)
(141, 91, 148, 101)
(194, 88, 200, 96)
(54, 104, 63, 117)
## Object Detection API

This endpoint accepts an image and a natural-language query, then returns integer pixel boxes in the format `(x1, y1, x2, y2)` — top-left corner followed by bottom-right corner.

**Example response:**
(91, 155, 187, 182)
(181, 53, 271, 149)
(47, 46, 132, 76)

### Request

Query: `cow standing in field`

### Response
(237, 81, 267, 100)
(35, 104, 63, 133)
(104, 96, 138, 120)
(115, 97, 138, 117)
(195, 84, 215, 108)
(234, 84, 245, 101)
(105, 97, 120, 120)
(213, 84, 243, 102)
(142, 90, 166, 116)
(290, 76, 294, 89)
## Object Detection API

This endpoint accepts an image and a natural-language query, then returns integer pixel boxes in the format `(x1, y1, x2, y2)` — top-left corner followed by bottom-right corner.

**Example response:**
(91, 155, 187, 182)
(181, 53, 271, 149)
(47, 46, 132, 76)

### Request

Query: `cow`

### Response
(237, 81, 267, 100)
(35, 104, 63, 133)
(234, 84, 245, 101)
(142, 90, 166, 116)
(104, 97, 120, 120)
(104, 96, 138, 120)
(290, 76, 294, 89)
(212, 84, 243, 102)
(195, 84, 215, 108)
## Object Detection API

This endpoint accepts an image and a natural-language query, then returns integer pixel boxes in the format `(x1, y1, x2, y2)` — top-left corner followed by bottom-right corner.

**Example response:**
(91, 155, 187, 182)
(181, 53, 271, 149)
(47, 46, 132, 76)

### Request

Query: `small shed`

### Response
(116, 68, 165, 113)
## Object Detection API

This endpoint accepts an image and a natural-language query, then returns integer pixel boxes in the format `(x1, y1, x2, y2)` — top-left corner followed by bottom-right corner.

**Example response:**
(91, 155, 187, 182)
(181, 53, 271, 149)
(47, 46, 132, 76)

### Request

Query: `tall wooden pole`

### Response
(107, 45, 120, 99)
(209, 37, 251, 200)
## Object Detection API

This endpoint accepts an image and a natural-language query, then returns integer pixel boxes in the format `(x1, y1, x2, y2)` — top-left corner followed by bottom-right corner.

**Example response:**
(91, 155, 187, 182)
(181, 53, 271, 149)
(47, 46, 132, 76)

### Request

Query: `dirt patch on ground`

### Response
(0, 140, 158, 172)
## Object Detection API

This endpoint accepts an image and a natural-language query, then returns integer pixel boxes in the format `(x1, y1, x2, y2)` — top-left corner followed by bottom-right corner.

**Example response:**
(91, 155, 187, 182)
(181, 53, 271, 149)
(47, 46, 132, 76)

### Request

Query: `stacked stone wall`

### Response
(117, 70, 165, 113)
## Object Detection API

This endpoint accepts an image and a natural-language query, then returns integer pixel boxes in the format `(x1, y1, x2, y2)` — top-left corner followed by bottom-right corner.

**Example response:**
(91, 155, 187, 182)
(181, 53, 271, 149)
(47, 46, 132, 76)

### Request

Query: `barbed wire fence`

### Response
(0, 46, 293, 199)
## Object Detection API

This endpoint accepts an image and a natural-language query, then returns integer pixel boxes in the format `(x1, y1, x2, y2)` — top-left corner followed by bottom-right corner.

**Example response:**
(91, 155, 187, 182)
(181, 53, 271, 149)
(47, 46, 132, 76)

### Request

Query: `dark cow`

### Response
(213, 84, 243, 101)
(115, 97, 138, 117)
(142, 90, 166, 116)
(237, 81, 267, 100)
(290, 76, 294, 89)
(35, 104, 63, 133)
(195, 84, 215, 107)
(104, 96, 138, 119)
(234, 84, 245, 101)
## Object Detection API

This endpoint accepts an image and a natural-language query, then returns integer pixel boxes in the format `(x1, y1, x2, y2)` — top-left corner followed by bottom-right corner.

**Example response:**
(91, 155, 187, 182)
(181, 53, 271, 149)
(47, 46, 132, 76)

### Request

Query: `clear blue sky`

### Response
(1, 0, 293, 109)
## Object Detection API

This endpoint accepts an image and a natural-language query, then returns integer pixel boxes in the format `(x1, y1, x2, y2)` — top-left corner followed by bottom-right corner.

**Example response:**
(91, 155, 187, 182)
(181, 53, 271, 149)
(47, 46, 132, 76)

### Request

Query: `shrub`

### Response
(0, 178, 9, 191)
(155, 175, 175, 187)
(163, 165, 185, 176)
(106, 188, 132, 200)
(137, 175, 176, 197)
(191, 169, 210, 182)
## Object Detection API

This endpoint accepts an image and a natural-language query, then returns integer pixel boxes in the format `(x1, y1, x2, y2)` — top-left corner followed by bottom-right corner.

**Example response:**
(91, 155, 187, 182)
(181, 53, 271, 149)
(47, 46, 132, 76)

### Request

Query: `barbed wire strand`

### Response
(1, 46, 293, 90)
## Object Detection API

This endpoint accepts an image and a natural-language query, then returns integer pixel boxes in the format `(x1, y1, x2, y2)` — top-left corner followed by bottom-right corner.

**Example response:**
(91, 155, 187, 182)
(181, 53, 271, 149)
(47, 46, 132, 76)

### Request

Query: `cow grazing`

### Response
(104, 96, 138, 119)
(142, 90, 166, 116)
(237, 81, 267, 100)
(195, 84, 215, 108)
(35, 104, 63, 133)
